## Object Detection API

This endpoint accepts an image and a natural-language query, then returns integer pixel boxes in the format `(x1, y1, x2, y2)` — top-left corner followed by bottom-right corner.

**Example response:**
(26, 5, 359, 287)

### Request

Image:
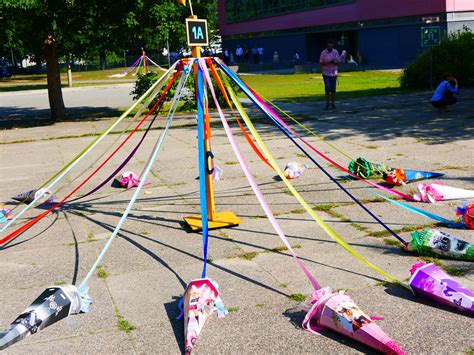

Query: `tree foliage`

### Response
(401, 27, 474, 89)
(1, 0, 218, 65)
(0, 0, 218, 119)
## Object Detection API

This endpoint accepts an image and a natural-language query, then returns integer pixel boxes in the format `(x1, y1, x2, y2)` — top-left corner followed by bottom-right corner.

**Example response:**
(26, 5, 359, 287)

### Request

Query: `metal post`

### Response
(167, 38, 171, 67)
(67, 53, 73, 87)
(429, 51, 433, 89)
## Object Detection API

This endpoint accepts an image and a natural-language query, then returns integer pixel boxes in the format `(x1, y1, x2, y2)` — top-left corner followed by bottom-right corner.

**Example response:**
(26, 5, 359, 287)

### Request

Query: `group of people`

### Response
(319, 39, 459, 111)
(223, 45, 265, 65)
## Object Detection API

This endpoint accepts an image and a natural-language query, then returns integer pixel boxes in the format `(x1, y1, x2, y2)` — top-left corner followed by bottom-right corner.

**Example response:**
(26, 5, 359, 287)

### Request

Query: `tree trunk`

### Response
(99, 50, 106, 70)
(44, 34, 66, 120)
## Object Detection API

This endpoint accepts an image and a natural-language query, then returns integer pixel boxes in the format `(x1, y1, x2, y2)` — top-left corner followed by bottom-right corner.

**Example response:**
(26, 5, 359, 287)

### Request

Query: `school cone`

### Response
(413, 183, 474, 203)
(0, 285, 86, 350)
(385, 169, 444, 186)
(12, 188, 52, 204)
(183, 278, 227, 354)
(408, 228, 474, 261)
(408, 263, 474, 315)
(303, 288, 405, 354)
(347, 157, 390, 179)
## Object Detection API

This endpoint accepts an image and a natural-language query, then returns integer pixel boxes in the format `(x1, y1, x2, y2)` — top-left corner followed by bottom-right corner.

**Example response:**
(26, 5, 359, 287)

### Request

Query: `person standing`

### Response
(431, 74, 459, 111)
(257, 46, 264, 64)
(273, 51, 279, 63)
(319, 39, 340, 110)
(235, 45, 244, 64)
(244, 46, 250, 64)
(223, 48, 230, 64)
(252, 46, 258, 64)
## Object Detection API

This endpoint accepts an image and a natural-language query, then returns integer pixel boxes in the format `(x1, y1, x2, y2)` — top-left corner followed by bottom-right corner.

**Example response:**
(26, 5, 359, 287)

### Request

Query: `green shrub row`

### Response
(401, 27, 474, 89)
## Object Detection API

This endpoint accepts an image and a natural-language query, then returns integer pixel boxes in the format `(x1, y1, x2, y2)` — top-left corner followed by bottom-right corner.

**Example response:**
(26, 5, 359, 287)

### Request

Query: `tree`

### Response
(0, 0, 218, 120)
(0, 1, 74, 119)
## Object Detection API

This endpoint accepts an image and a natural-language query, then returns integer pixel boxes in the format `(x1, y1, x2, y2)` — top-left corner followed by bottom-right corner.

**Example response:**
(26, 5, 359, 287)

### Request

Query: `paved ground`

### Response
(0, 87, 473, 354)
(0, 84, 135, 128)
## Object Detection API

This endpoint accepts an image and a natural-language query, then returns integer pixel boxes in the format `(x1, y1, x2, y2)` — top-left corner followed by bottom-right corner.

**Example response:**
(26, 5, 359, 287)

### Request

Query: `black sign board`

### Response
(186, 18, 209, 47)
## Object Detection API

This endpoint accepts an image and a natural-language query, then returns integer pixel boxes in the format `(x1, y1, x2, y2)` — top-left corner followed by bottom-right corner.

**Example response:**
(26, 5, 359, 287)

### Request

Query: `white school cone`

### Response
(414, 183, 474, 203)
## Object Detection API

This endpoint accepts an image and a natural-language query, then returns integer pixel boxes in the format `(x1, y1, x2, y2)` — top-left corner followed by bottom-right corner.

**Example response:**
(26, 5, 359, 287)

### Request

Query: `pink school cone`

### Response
(303, 288, 405, 354)
(183, 278, 226, 354)
(409, 263, 474, 315)
(414, 183, 474, 202)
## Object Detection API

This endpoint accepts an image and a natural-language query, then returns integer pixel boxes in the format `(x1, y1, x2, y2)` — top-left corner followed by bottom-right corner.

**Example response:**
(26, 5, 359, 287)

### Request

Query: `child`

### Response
(431, 74, 459, 111)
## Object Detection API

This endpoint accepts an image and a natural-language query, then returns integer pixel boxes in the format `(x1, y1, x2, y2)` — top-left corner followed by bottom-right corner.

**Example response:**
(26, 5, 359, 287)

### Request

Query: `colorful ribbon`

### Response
(69, 91, 168, 202)
(200, 58, 321, 290)
(237, 78, 388, 179)
(1, 63, 179, 234)
(196, 61, 210, 279)
(368, 191, 464, 228)
(232, 66, 413, 201)
(216, 60, 407, 245)
(206, 58, 273, 170)
(216, 62, 401, 285)
(0, 68, 182, 246)
(80, 62, 193, 288)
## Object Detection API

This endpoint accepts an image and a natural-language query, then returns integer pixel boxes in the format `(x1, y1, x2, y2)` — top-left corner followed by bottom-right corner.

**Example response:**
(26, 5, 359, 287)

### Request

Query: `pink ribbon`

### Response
(242, 83, 414, 201)
(200, 58, 321, 291)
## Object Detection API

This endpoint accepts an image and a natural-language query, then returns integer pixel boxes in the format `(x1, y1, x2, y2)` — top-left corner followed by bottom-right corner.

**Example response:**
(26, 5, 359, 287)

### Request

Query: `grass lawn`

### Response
(1, 69, 407, 102)
(0, 67, 151, 92)
(239, 70, 405, 102)
(5, 67, 156, 82)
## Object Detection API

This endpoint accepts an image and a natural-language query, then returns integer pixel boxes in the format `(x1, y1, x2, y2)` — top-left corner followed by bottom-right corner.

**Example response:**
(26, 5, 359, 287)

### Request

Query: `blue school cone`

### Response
(404, 170, 444, 183)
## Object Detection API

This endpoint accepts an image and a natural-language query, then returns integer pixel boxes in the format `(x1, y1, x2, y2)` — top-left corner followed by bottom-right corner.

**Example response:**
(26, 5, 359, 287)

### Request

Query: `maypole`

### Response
(182, 5, 240, 231)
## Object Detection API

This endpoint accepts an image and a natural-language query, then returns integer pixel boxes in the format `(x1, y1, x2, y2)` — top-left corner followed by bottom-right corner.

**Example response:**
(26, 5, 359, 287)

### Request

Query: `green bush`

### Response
(400, 27, 474, 89)
(131, 68, 238, 113)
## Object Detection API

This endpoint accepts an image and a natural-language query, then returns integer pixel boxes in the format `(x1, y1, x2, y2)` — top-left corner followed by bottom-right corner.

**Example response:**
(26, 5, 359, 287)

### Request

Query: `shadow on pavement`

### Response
(383, 283, 471, 317)
(0, 106, 122, 129)
(282, 307, 379, 354)
(164, 298, 186, 354)
(243, 90, 474, 145)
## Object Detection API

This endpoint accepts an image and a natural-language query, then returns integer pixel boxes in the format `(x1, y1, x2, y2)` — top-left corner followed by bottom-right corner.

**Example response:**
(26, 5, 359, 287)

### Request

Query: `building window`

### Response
(225, 0, 354, 23)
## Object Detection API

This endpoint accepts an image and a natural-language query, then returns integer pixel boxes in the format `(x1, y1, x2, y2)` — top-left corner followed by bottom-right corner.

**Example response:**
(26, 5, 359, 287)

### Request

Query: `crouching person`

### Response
(431, 74, 459, 111)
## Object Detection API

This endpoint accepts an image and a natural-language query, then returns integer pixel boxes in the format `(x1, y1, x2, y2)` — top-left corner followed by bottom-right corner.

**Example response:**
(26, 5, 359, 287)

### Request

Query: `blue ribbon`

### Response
(367, 191, 464, 228)
(197, 64, 209, 278)
(216, 59, 407, 244)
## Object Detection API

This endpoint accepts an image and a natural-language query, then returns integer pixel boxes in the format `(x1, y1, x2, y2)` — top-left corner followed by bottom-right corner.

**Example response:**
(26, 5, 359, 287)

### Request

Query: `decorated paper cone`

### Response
(0, 285, 83, 350)
(348, 157, 390, 179)
(12, 189, 36, 203)
(303, 288, 405, 354)
(456, 203, 474, 230)
(12, 188, 51, 204)
(404, 170, 444, 183)
(434, 184, 474, 201)
(284, 162, 308, 179)
(385, 169, 443, 186)
(111, 171, 141, 189)
(183, 278, 227, 354)
(409, 263, 474, 315)
(408, 228, 473, 261)
(0, 207, 11, 224)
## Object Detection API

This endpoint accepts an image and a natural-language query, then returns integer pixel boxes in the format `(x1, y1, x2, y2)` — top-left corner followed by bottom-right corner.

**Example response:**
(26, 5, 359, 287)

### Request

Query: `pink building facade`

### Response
(218, 0, 474, 67)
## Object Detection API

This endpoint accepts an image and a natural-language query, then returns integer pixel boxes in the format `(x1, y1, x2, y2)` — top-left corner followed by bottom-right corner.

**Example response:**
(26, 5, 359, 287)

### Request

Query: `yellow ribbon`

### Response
(244, 87, 386, 178)
(222, 74, 401, 285)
